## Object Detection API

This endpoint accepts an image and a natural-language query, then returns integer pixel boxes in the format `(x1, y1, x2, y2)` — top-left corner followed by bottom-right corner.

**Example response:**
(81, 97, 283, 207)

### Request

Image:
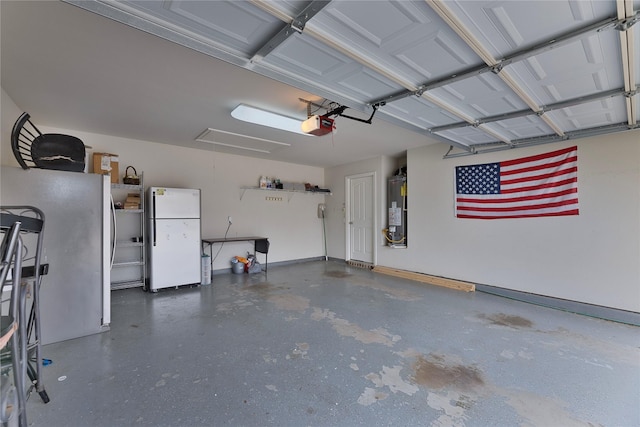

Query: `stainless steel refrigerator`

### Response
(147, 187, 201, 292)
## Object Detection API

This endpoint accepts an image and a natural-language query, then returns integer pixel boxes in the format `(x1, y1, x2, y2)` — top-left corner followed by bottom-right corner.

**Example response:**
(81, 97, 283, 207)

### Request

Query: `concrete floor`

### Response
(24, 260, 640, 426)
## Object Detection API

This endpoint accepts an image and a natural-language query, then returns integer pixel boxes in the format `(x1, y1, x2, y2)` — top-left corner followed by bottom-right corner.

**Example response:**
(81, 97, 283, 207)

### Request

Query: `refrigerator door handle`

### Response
(152, 191, 157, 247)
(110, 194, 117, 268)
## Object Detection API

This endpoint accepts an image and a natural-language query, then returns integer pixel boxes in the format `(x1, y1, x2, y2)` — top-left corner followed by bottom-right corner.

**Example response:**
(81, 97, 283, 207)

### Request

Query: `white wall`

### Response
(1, 88, 327, 272)
(328, 136, 639, 313)
(1, 87, 24, 167)
(5, 85, 639, 311)
(324, 154, 407, 262)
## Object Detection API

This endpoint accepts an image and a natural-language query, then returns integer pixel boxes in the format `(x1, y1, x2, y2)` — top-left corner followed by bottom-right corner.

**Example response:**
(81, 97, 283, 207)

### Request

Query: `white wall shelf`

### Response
(114, 209, 143, 214)
(112, 183, 144, 191)
(240, 186, 331, 202)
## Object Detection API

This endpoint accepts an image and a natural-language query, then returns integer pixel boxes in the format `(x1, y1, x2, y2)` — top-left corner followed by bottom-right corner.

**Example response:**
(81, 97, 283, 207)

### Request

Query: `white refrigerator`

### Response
(147, 187, 201, 292)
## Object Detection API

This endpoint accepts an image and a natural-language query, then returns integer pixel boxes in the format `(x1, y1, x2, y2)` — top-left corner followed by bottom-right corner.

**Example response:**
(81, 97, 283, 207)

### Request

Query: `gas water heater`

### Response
(386, 175, 407, 247)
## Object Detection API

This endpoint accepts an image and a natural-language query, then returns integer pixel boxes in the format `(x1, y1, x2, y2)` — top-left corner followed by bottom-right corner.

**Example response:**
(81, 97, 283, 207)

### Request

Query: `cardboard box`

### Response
(93, 152, 119, 183)
(124, 193, 141, 209)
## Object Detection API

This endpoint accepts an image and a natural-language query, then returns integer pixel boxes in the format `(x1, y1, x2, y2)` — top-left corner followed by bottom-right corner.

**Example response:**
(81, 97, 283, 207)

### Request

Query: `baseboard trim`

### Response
(476, 284, 640, 326)
(210, 259, 638, 326)
(211, 256, 327, 276)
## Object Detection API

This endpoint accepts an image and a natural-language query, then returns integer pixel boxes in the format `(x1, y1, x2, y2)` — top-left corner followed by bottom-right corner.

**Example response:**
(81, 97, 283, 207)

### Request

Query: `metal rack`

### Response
(1, 206, 51, 427)
(110, 174, 146, 290)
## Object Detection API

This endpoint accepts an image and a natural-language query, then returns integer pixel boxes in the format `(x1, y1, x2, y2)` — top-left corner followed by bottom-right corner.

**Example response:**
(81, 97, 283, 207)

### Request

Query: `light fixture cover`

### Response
(301, 115, 334, 136)
(231, 104, 308, 135)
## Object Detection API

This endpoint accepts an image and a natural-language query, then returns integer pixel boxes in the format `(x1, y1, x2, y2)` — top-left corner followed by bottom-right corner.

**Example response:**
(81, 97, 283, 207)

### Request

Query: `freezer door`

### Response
(150, 187, 200, 219)
(149, 218, 201, 290)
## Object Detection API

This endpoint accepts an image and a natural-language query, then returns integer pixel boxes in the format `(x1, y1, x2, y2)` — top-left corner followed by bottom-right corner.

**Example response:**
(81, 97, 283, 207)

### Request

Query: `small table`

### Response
(202, 236, 268, 272)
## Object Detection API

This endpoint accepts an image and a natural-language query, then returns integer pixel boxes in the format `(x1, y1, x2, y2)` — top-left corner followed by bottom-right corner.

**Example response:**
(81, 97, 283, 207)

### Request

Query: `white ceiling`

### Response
(2, 1, 638, 168)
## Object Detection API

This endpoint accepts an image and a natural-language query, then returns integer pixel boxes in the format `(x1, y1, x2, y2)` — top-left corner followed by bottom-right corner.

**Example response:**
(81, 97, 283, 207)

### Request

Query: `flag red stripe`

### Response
(500, 146, 577, 167)
(500, 176, 577, 194)
(457, 198, 577, 213)
(500, 155, 577, 176)
(457, 188, 577, 204)
(456, 209, 580, 220)
(501, 166, 577, 186)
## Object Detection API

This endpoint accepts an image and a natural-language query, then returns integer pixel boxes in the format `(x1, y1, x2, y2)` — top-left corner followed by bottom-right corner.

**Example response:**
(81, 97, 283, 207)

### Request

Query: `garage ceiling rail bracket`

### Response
(613, 12, 639, 31)
(251, 0, 330, 62)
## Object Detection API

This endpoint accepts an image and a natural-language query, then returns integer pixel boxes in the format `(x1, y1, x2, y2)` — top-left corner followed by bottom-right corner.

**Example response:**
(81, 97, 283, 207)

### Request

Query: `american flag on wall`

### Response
(455, 146, 579, 219)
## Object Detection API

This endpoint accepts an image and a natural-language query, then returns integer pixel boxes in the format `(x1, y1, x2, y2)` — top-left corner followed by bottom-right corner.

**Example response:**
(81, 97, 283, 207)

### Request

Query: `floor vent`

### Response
(347, 260, 373, 269)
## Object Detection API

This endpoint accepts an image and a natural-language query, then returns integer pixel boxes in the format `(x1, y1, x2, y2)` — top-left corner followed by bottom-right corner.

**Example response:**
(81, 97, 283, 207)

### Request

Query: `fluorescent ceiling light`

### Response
(231, 104, 310, 136)
(195, 127, 290, 154)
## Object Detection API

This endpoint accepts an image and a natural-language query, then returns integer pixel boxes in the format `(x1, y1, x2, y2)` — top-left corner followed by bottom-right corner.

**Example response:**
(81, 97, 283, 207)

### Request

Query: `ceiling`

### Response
(2, 1, 638, 168)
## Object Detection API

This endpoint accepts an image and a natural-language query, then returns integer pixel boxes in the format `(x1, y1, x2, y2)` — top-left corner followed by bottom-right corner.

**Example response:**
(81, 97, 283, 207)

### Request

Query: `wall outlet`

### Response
(228, 216, 232, 224)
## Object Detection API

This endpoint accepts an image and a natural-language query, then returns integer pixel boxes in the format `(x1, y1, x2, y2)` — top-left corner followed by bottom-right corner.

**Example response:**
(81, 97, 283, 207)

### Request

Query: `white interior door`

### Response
(347, 173, 375, 264)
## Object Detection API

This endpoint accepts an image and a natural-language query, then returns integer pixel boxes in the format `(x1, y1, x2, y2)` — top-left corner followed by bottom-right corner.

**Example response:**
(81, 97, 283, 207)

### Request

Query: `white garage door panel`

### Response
(506, 35, 624, 104)
(436, 126, 499, 146)
(379, 95, 462, 129)
(546, 98, 629, 130)
(488, 116, 555, 141)
(444, 0, 616, 56)
(265, 33, 405, 102)
(310, 0, 481, 84)
(125, 0, 284, 57)
(431, 73, 530, 118)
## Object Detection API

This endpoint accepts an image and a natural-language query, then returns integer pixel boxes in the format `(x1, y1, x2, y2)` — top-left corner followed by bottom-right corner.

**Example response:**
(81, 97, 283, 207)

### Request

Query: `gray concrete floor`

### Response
(25, 260, 640, 426)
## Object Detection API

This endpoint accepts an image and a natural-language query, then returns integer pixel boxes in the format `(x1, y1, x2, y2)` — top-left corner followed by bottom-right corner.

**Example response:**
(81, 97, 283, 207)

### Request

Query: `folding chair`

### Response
(11, 112, 85, 172)
(254, 239, 270, 275)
